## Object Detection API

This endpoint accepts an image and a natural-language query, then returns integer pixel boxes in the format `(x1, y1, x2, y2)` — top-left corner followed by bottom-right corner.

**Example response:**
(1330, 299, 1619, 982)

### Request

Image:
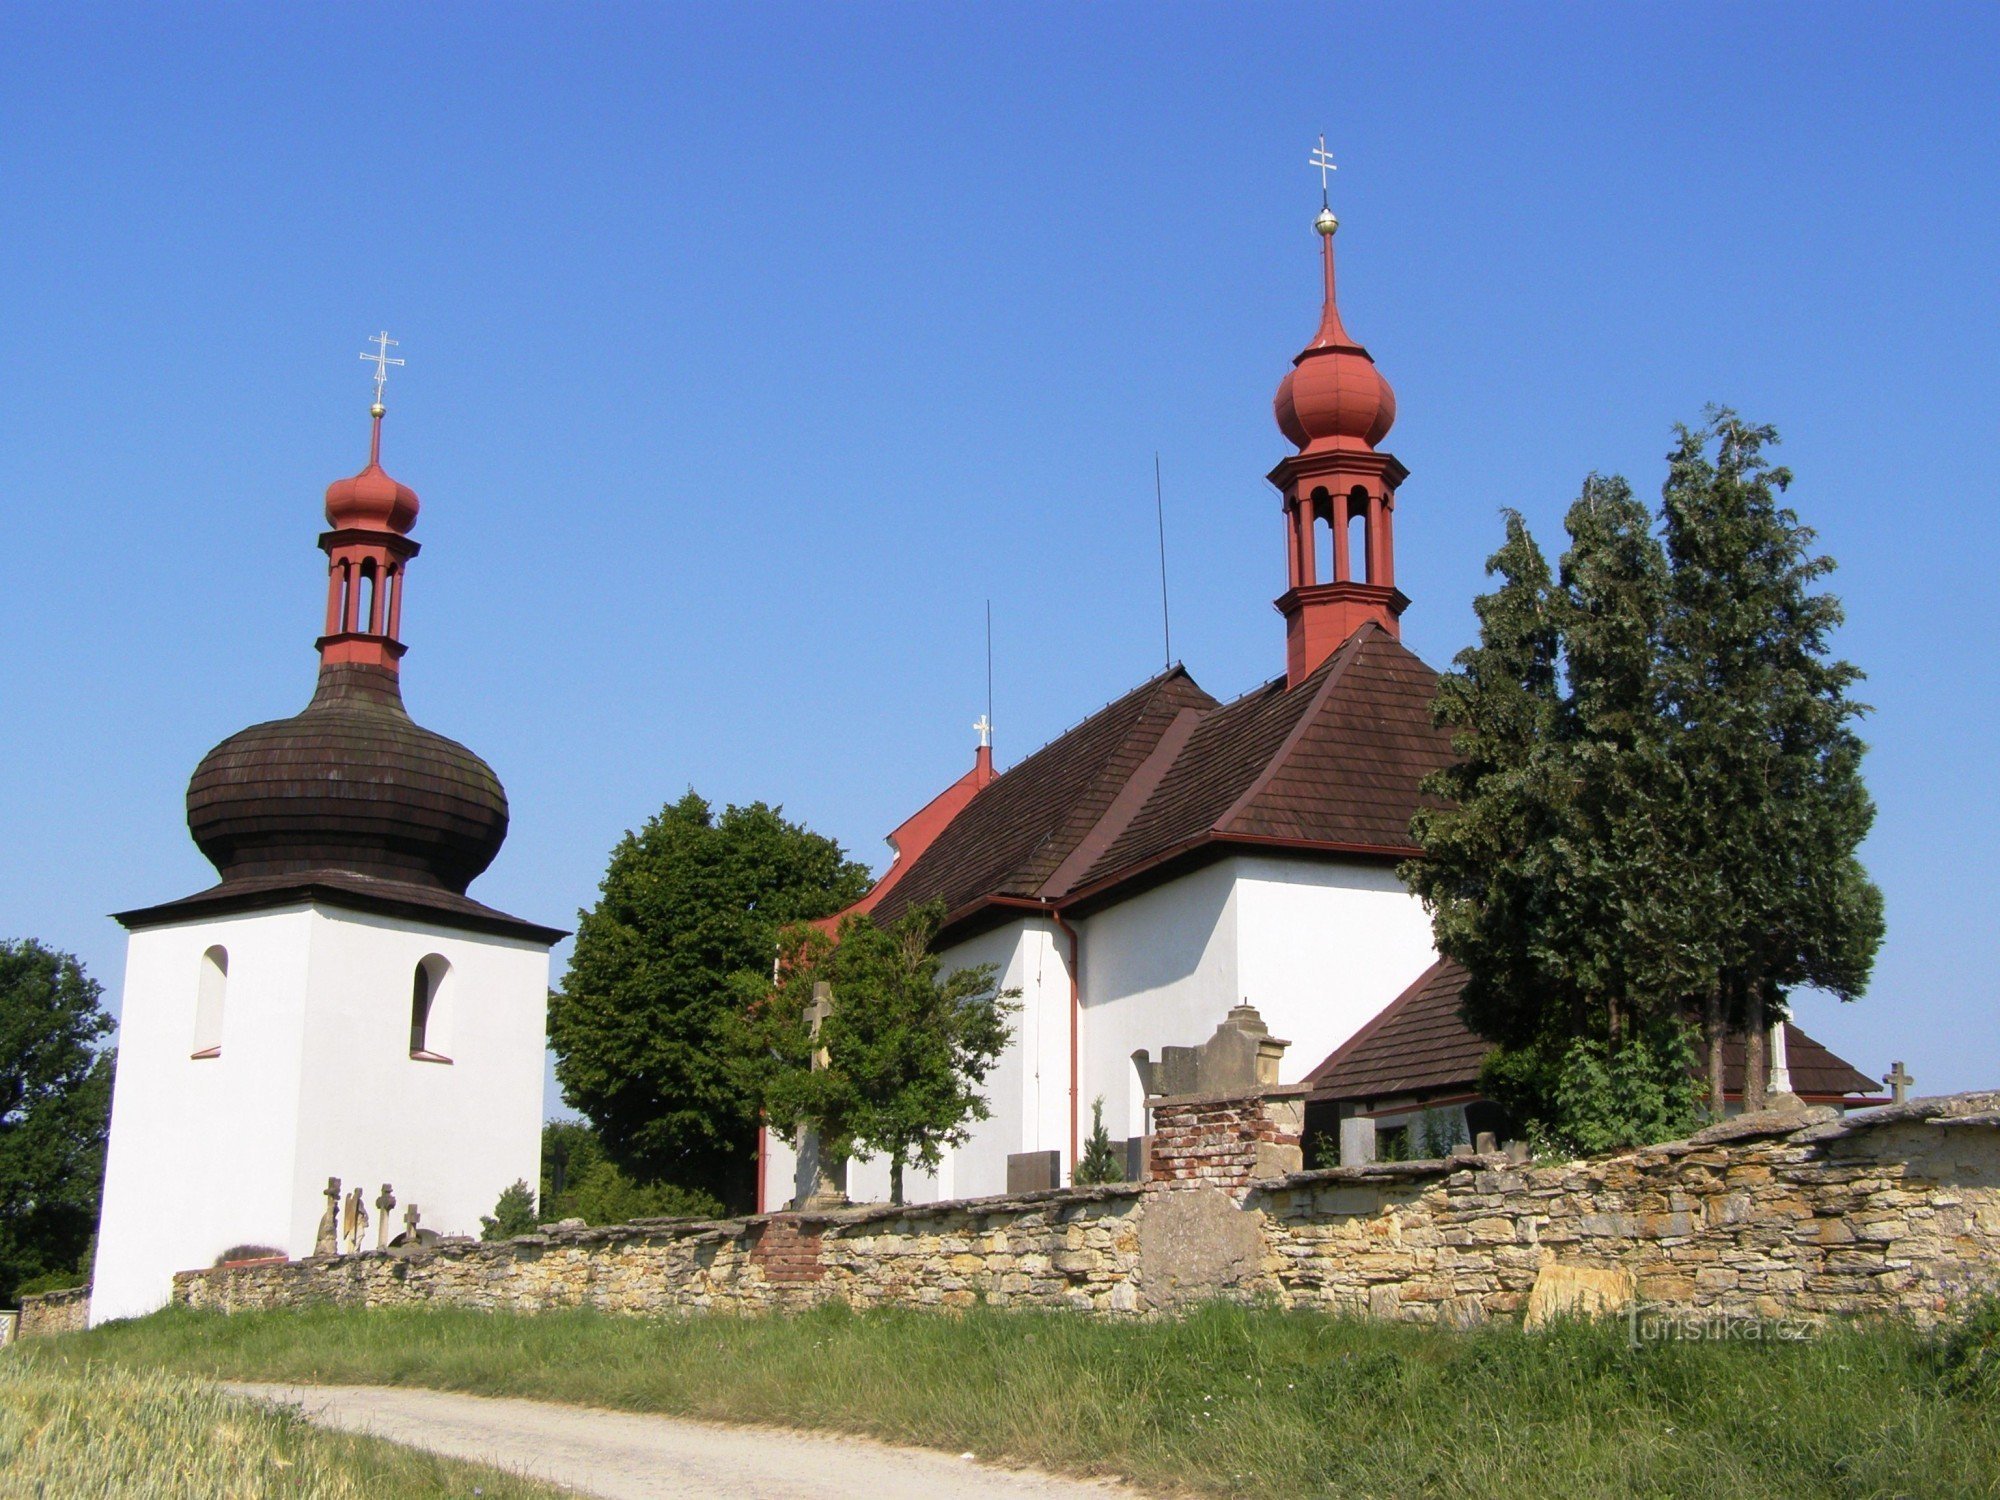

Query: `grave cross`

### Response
(1884, 1060, 1914, 1105)
(315, 1176, 342, 1257)
(806, 981, 834, 1072)
(402, 1202, 422, 1241)
(375, 1184, 397, 1250)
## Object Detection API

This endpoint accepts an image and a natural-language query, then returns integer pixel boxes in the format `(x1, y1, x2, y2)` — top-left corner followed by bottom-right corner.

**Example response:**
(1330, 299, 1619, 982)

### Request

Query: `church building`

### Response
(90, 367, 563, 1323)
(761, 191, 1877, 1209)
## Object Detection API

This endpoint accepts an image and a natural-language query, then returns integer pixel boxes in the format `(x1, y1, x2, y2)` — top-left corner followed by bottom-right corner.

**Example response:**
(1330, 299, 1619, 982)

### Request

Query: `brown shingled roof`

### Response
(860, 624, 1456, 933)
(868, 668, 1217, 925)
(1305, 958, 1880, 1106)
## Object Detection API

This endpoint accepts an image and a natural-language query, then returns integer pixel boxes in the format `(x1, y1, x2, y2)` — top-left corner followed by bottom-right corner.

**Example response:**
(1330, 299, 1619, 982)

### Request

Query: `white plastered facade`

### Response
(91, 900, 550, 1324)
(760, 852, 1436, 1210)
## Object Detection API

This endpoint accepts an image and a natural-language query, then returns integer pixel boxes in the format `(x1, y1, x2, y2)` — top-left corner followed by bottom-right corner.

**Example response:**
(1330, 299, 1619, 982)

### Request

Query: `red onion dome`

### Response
(1273, 213, 1397, 453)
(324, 458, 419, 533)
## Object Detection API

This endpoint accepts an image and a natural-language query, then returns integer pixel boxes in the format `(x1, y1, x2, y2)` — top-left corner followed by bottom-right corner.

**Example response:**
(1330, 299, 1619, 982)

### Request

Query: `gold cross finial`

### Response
(360, 331, 405, 416)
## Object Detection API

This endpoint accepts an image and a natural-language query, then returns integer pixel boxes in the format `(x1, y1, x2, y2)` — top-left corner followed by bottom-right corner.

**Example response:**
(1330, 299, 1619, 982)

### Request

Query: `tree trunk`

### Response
(889, 1156, 904, 1207)
(1743, 982, 1768, 1113)
(1703, 985, 1727, 1117)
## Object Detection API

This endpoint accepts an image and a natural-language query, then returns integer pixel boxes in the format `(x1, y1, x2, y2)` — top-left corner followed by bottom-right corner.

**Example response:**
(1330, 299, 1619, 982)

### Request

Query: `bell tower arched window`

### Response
(409, 954, 453, 1062)
(191, 946, 227, 1059)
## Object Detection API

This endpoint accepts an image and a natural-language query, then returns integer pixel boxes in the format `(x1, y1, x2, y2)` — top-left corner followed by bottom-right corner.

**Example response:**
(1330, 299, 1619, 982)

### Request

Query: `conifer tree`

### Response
(1656, 411, 1883, 1110)
(1406, 413, 1881, 1144)
(1073, 1098, 1125, 1186)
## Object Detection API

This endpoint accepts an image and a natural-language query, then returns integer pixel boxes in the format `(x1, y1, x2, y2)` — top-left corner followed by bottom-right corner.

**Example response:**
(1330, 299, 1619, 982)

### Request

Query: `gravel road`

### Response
(229, 1382, 1137, 1499)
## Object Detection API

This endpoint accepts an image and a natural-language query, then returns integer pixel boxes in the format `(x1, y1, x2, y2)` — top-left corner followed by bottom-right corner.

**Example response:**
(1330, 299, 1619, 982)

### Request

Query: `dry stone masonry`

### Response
(160, 1090, 2000, 1332)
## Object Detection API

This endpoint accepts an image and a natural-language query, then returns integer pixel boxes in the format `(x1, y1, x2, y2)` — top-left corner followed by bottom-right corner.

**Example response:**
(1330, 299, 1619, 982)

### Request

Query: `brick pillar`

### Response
(1145, 1083, 1308, 1195)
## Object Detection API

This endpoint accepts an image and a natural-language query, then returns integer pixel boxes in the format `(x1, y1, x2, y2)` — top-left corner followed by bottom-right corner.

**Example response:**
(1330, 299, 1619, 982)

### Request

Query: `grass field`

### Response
(0, 1355, 567, 1499)
(22, 1299, 2000, 1499)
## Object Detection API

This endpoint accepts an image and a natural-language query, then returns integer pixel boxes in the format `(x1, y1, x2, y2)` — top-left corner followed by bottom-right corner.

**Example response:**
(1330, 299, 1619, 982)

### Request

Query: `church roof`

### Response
(864, 622, 1453, 933)
(1303, 958, 1882, 1107)
(114, 868, 567, 944)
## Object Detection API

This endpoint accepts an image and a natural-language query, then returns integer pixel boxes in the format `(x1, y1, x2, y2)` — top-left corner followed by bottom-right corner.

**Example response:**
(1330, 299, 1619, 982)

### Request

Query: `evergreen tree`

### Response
(734, 903, 1017, 1206)
(551, 792, 871, 1211)
(1406, 414, 1881, 1145)
(1073, 1097, 1125, 1185)
(1657, 411, 1883, 1110)
(479, 1179, 539, 1240)
(0, 940, 113, 1304)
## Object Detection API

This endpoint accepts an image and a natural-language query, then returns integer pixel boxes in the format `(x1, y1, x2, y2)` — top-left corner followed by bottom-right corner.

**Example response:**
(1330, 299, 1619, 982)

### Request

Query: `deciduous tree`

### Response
(551, 792, 871, 1211)
(735, 903, 1016, 1206)
(0, 940, 114, 1303)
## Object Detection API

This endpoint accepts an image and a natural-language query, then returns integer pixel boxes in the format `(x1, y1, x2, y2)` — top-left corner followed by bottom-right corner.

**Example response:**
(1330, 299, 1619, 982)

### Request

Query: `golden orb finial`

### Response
(1315, 206, 1339, 236)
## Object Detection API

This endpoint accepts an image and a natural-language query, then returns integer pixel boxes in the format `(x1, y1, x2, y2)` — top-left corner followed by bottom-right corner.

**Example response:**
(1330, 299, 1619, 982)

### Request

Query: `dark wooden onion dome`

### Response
(117, 396, 561, 946)
(187, 661, 508, 893)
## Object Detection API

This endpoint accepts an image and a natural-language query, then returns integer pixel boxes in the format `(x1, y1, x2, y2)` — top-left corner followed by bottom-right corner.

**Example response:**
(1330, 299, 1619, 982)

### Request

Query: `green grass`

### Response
(0, 1355, 569, 1499)
(25, 1300, 2000, 1499)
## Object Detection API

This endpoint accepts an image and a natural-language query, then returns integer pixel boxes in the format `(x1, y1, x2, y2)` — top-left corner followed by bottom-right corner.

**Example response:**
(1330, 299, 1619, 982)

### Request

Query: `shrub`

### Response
(1073, 1098, 1125, 1185)
(214, 1245, 284, 1265)
(479, 1180, 539, 1240)
(1939, 1294, 2000, 1397)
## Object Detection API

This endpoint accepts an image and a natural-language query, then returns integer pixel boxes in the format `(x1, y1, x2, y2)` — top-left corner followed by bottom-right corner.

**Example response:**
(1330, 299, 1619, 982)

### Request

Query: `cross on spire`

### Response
(973, 713, 993, 749)
(360, 330, 405, 412)
(1309, 135, 1337, 208)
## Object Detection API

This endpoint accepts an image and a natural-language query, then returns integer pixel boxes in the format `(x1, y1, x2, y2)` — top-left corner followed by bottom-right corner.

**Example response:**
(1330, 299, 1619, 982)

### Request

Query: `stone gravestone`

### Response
(1131, 1001, 1291, 1101)
(314, 1176, 341, 1256)
(374, 1184, 396, 1250)
(1007, 1150, 1061, 1193)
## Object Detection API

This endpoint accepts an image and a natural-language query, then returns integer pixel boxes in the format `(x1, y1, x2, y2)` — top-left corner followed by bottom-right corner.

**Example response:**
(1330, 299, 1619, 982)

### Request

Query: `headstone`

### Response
(1132, 1001, 1291, 1101)
(1007, 1150, 1061, 1193)
(1339, 1114, 1377, 1166)
(374, 1184, 396, 1250)
(1124, 1135, 1149, 1183)
(1474, 1131, 1498, 1155)
(314, 1176, 341, 1256)
(1885, 1060, 1914, 1105)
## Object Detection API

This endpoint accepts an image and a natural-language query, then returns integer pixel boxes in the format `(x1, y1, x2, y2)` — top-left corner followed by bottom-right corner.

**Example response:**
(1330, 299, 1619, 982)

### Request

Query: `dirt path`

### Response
(229, 1382, 1138, 1500)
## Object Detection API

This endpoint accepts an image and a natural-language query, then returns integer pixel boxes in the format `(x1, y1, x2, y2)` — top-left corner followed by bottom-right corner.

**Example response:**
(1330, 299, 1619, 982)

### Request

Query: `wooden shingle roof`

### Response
(861, 623, 1455, 933)
(1305, 958, 1881, 1107)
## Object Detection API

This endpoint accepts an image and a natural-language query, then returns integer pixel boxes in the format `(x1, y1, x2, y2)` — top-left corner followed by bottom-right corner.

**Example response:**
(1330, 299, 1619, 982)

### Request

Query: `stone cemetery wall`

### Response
(17, 1285, 91, 1339)
(175, 1091, 2000, 1329)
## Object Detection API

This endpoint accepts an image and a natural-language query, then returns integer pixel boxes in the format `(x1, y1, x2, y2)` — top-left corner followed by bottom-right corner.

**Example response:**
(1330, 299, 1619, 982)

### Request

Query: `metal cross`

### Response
(973, 713, 992, 749)
(360, 330, 405, 406)
(1309, 135, 1338, 206)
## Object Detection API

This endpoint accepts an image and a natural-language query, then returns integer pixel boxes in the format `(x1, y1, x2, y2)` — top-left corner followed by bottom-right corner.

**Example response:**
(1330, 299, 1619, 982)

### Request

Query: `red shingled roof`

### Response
(1304, 958, 1880, 1106)
(862, 623, 1454, 932)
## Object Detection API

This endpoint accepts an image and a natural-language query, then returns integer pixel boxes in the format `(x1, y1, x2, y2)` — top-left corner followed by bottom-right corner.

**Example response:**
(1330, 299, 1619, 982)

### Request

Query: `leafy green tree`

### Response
(1, 940, 113, 1305)
(1407, 413, 1881, 1144)
(734, 902, 1017, 1206)
(539, 1119, 722, 1224)
(479, 1179, 539, 1240)
(552, 792, 870, 1211)
(1073, 1097, 1125, 1185)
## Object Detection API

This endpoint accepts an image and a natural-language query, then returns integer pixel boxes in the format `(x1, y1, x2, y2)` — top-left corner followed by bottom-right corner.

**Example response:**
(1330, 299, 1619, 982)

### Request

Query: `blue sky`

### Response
(4, 5, 1994, 1112)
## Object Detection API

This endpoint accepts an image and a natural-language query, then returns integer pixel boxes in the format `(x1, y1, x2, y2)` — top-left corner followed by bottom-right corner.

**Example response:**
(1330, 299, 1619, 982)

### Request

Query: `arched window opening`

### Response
(1312, 510, 1335, 586)
(384, 565, 403, 639)
(192, 946, 227, 1058)
(336, 561, 354, 633)
(361, 560, 381, 636)
(1347, 510, 1370, 585)
(410, 954, 453, 1062)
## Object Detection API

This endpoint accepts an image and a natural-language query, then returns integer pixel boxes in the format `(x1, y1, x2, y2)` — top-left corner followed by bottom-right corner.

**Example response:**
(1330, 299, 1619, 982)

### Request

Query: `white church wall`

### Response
(91, 902, 550, 1326)
(1074, 859, 1243, 1140)
(1230, 855, 1438, 1083)
(290, 908, 550, 1251)
(92, 907, 316, 1324)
